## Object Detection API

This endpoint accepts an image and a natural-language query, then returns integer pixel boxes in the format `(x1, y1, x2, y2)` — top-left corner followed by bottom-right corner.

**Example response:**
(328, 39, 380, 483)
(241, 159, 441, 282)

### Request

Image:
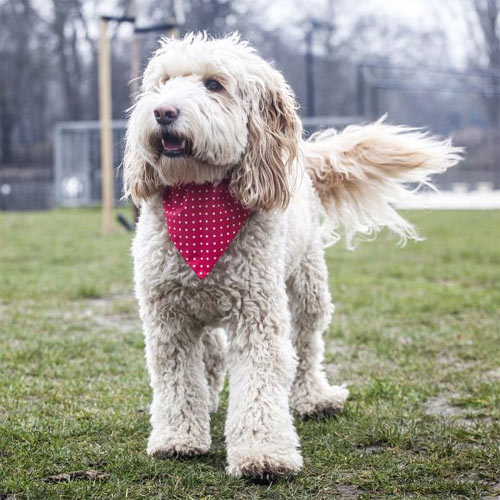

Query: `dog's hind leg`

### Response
(288, 249, 349, 419)
(142, 303, 211, 458)
(202, 327, 227, 413)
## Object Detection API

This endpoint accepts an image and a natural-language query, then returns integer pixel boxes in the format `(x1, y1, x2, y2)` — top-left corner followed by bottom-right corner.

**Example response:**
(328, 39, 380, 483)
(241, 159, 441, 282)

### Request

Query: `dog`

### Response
(123, 32, 461, 481)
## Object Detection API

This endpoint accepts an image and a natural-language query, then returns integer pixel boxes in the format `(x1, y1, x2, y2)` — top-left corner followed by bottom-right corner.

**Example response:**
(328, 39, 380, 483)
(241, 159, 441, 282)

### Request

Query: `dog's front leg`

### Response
(225, 287, 302, 480)
(143, 307, 211, 458)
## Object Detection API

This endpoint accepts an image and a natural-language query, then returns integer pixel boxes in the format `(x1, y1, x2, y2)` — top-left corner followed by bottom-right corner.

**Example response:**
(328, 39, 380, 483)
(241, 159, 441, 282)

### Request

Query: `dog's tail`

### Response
(304, 118, 463, 248)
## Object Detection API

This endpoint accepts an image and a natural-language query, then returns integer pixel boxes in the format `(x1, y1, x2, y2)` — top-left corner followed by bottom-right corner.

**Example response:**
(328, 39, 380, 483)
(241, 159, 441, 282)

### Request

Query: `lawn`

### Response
(0, 208, 499, 499)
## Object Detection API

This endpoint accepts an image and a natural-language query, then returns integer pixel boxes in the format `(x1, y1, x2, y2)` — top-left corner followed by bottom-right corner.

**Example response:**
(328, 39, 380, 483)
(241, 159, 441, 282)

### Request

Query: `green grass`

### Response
(1, 208, 499, 499)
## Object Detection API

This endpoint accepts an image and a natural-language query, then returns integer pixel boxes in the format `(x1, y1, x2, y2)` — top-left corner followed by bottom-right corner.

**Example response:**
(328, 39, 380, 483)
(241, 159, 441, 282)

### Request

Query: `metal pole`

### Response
(356, 63, 365, 118)
(99, 18, 114, 234)
(305, 28, 315, 117)
(370, 84, 379, 120)
(53, 123, 63, 206)
(130, 0, 141, 100)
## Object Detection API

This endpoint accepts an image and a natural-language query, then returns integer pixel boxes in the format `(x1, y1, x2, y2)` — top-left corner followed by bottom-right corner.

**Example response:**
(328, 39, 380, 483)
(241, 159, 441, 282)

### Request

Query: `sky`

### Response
(263, 0, 471, 66)
(263, 0, 441, 28)
(91, 0, 473, 67)
(366, 0, 437, 22)
(356, 0, 470, 65)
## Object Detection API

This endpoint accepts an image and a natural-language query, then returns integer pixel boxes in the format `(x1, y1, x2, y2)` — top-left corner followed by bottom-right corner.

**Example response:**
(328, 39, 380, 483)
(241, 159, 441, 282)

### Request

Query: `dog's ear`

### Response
(230, 71, 302, 211)
(123, 140, 162, 204)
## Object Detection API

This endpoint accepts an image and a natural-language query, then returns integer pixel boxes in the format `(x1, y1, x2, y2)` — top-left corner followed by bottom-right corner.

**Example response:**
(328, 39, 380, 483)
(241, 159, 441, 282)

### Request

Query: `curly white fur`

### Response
(305, 120, 463, 248)
(124, 32, 461, 481)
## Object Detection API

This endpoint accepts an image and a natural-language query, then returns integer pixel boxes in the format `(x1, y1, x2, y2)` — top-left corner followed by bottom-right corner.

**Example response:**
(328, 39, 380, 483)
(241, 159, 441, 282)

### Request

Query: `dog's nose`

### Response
(153, 105, 179, 125)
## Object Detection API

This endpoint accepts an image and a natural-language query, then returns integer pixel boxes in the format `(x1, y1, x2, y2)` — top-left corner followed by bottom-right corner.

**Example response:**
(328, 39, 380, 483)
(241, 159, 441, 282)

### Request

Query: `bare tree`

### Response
(0, 0, 489, 171)
(459, 0, 500, 129)
(51, 0, 91, 120)
(474, 0, 500, 129)
(0, 0, 53, 164)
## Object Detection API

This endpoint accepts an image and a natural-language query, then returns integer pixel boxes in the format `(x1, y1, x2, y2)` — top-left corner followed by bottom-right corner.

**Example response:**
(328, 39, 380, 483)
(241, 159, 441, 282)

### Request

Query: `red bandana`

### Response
(162, 179, 250, 279)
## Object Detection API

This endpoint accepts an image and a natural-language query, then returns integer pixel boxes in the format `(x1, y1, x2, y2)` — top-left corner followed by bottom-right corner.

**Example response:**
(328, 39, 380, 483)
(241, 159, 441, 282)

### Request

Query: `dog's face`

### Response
(124, 33, 302, 210)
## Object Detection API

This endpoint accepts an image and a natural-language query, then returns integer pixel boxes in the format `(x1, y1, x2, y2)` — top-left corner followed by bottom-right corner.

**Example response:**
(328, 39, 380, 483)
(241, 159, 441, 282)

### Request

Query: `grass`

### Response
(0, 207, 499, 499)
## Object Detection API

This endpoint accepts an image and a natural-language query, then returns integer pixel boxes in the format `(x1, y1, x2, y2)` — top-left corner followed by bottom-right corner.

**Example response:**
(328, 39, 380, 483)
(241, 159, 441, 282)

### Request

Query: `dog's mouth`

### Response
(160, 132, 192, 158)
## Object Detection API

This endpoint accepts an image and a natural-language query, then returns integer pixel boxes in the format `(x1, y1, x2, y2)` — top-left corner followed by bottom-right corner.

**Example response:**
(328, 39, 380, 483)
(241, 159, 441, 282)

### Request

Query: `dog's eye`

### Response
(205, 79, 223, 91)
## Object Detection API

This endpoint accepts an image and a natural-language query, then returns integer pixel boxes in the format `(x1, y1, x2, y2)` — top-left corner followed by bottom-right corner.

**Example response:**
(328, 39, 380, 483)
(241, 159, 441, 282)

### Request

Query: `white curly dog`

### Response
(124, 33, 461, 481)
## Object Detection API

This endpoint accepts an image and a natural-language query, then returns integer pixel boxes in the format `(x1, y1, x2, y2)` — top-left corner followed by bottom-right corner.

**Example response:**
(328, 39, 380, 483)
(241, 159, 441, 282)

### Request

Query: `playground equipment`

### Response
(97, 2, 184, 233)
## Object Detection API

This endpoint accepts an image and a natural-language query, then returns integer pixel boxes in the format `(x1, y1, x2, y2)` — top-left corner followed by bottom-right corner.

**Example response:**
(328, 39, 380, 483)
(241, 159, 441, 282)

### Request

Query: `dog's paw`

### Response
(294, 384, 349, 420)
(147, 434, 210, 459)
(226, 447, 303, 482)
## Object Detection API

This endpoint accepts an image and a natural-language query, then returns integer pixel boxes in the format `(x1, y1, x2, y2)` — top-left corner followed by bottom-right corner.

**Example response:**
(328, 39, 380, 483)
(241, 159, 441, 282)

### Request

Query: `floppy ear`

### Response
(123, 145, 162, 204)
(230, 72, 302, 211)
(122, 103, 163, 204)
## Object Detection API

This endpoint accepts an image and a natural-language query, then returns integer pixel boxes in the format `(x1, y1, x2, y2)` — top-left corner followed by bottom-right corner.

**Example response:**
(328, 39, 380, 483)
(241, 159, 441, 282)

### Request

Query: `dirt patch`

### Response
(423, 394, 495, 427)
(85, 291, 135, 308)
(79, 292, 141, 335)
(484, 481, 500, 500)
(437, 354, 460, 365)
(334, 485, 363, 499)
(26, 292, 140, 336)
(437, 354, 479, 372)
(335, 485, 362, 499)
(87, 312, 141, 335)
(355, 445, 386, 456)
(43, 469, 110, 483)
(483, 368, 500, 382)
(325, 339, 382, 385)
(313, 484, 363, 499)
(424, 395, 464, 419)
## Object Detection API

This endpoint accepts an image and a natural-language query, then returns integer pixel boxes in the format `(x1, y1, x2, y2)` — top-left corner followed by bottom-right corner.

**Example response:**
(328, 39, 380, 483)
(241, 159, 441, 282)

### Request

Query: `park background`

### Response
(0, 0, 499, 210)
(0, 1, 499, 499)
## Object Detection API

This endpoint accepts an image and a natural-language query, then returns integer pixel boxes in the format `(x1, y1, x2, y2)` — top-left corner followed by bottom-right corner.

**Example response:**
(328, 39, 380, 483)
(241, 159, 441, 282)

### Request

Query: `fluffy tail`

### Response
(304, 118, 463, 248)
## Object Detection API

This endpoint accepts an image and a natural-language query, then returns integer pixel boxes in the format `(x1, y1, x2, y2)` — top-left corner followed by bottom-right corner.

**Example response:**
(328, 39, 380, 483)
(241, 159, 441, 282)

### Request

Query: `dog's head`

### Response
(124, 32, 301, 210)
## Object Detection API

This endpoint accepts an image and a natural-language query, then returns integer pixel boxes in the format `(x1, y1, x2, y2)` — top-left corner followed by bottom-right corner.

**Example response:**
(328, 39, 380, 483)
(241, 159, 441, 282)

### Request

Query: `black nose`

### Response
(153, 104, 179, 125)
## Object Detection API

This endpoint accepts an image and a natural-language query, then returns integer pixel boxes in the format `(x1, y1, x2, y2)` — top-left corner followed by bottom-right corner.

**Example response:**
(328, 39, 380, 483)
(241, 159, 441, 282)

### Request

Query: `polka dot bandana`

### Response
(162, 179, 250, 279)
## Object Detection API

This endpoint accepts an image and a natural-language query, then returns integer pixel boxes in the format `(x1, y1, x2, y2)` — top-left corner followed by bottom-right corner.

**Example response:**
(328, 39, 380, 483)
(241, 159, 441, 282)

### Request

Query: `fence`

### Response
(54, 120, 127, 207)
(51, 116, 363, 208)
(0, 167, 53, 211)
(0, 114, 497, 211)
(356, 63, 500, 191)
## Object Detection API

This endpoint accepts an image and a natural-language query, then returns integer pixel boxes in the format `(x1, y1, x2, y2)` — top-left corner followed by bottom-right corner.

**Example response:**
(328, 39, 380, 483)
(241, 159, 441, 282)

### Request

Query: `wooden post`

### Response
(99, 17, 114, 234)
(169, 25, 180, 39)
(130, 1, 141, 224)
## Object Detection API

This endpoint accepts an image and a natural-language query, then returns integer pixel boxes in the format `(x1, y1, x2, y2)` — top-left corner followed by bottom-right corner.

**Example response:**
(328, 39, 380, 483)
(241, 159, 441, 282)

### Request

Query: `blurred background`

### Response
(0, 0, 499, 211)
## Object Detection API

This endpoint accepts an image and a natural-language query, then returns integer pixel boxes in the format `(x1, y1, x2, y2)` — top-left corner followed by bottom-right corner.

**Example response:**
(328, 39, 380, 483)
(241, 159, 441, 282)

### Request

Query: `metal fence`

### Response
(356, 63, 500, 191)
(54, 120, 127, 207)
(1, 115, 497, 211)
(0, 169, 53, 211)
(51, 116, 363, 208)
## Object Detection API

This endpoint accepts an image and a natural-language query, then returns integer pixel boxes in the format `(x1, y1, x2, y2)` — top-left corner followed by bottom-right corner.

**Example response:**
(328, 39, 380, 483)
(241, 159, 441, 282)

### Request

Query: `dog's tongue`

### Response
(162, 136, 184, 152)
